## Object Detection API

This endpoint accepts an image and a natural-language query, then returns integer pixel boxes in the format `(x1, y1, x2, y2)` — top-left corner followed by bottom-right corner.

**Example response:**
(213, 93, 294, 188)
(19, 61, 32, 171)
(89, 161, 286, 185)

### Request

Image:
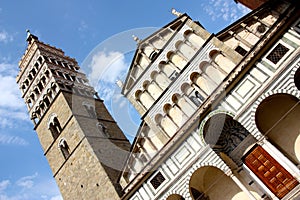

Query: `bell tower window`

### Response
(48, 114, 62, 140)
(83, 102, 96, 118)
(58, 138, 70, 159)
(97, 122, 110, 137)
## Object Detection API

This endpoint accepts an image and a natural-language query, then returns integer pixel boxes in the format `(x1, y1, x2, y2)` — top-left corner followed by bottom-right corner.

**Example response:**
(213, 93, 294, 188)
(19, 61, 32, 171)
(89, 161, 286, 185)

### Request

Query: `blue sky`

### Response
(0, 1, 249, 199)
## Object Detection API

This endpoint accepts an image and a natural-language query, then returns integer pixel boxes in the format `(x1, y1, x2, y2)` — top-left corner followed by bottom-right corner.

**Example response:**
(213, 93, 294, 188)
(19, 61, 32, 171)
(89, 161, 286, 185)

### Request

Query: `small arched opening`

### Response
(255, 93, 300, 164)
(189, 166, 244, 200)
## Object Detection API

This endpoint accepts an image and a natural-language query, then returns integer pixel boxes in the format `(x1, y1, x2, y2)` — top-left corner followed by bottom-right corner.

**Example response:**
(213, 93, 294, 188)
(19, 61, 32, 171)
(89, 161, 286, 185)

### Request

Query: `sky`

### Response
(0, 1, 250, 199)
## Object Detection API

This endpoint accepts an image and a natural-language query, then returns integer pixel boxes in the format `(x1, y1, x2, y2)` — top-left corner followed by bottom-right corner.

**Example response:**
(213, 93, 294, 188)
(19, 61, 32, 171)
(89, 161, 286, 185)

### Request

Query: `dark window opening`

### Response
(266, 43, 289, 64)
(34, 88, 39, 95)
(38, 56, 43, 63)
(31, 69, 36, 76)
(256, 24, 266, 33)
(294, 67, 300, 90)
(150, 172, 165, 189)
(37, 82, 43, 91)
(41, 77, 46, 85)
(235, 45, 247, 56)
(97, 123, 110, 137)
(44, 98, 50, 107)
(49, 117, 62, 139)
(57, 60, 62, 66)
(169, 71, 179, 81)
(149, 51, 158, 61)
(84, 105, 97, 118)
(65, 74, 72, 81)
(59, 139, 70, 159)
(170, 21, 182, 31)
(49, 123, 59, 139)
(50, 58, 56, 64)
(57, 71, 64, 78)
(188, 90, 203, 106)
(191, 187, 209, 200)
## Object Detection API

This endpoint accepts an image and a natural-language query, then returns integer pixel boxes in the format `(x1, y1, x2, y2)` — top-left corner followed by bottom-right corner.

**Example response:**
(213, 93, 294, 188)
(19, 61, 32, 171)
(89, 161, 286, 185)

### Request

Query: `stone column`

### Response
(230, 174, 258, 200)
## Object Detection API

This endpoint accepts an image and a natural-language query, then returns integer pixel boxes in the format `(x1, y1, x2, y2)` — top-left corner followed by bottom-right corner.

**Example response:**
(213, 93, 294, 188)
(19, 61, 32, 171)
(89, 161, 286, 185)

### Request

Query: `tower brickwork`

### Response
(17, 33, 131, 199)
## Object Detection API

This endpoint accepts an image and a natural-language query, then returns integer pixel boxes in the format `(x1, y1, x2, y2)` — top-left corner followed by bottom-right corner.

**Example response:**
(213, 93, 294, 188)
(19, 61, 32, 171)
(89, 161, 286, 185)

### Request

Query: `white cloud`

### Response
(0, 62, 29, 129)
(0, 63, 17, 76)
(49, 195, 63, 200)
(89, 51, 128, 85)
(0, 75, 24, 109)
(0, 180, 10, 193)
(202, 0, 250, 22)
(0, 109, 28, 128)
(88, 51, 129, 102)
(237, 3, 251, 16)
(78, 20, 88, 32)
(0, 31, 13, 43)
(16, 173, 38, 189)
(0, 134, 28, 146)
(0, 174, 61, 200)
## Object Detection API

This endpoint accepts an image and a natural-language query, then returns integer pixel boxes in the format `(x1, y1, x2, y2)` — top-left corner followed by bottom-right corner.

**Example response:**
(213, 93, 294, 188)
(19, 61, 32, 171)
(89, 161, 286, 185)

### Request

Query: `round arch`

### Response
(294, 67, 300, 90)
(199, 110, 235, 145)
(166, 194, 185, 200)
(201, 112, 257, 166)
(255, 93, 300, 164)
(189, 166, 244, 200)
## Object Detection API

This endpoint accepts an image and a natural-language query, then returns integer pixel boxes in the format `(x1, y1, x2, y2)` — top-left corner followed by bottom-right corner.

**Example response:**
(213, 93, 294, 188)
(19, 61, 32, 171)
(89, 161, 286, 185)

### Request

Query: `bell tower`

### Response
(16, 31, 131, 199)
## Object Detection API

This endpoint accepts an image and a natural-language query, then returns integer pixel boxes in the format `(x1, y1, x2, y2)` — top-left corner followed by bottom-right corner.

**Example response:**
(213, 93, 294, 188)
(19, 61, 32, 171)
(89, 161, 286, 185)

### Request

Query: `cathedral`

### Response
(17, 0, 300, 199)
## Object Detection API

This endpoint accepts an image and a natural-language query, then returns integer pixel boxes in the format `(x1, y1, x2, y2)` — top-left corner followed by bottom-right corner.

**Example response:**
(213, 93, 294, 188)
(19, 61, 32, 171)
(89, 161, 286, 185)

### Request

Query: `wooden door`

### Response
(244, 145, 298, 199)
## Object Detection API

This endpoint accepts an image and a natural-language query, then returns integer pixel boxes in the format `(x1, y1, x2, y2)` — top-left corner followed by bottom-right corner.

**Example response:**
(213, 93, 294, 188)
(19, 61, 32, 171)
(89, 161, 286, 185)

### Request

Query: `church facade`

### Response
(17, 0, 300, 199)
(120, 0, 300, 199)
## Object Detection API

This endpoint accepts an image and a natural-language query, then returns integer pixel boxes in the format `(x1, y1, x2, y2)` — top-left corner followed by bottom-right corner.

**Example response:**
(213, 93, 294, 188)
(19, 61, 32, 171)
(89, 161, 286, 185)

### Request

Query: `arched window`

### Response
(189, 166, 243, 200)
(163, 103, 187, 127)
(43, 96, 50, 107)
(82, 102, 97, 118)
(24, 79, 29, 86)
(255, 94, 300, 165)
(166, 194, 185, 200)
(167, 51, 187, 70)
(150, 71, 170, 90)
(172, 93, 195, 117)
(158, 61, 179, 80)
(135, 89, 155, 109)
(48, 114, 62, 139)
(28, 74, 33, 81)
(184, 30, 205, 49)
(294, 67, 300, 90)
(190, 72, 215, 96)
(144, 79, 163, 99)
(41, 76, 46, 85)
(175, 40, 196, 60)
(27, 99, 32, 108)
(209, 50, 235, 74)
(97, 122, 110, 137)
(155, 113, 177, 137)
(200, 61, 225, 85)
(31, 68, 36, 76)
(181, 82, 203, 106)
(37, 56, 43, 64)
(149, 51, 158, 61)
(58, 138, 70, 159)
